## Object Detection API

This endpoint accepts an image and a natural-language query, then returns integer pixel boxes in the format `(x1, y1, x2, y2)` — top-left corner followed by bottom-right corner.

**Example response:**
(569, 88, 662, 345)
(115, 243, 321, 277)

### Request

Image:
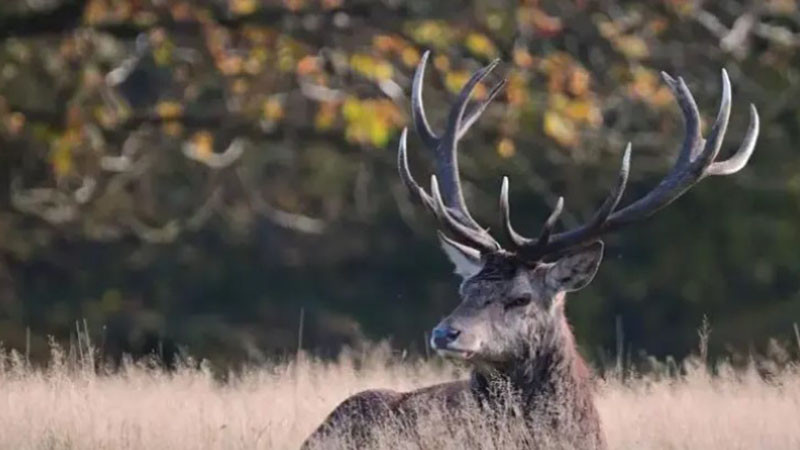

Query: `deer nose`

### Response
(431, 325, 461, 349)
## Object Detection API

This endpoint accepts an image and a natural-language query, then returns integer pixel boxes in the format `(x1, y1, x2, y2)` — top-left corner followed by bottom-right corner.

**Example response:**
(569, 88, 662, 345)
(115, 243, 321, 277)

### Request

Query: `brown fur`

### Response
(302, 307, 605, 449)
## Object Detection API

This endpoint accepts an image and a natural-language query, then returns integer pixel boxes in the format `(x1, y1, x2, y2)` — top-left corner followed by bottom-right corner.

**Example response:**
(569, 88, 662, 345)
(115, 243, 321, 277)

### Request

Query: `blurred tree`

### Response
(0, 0, 799, 365)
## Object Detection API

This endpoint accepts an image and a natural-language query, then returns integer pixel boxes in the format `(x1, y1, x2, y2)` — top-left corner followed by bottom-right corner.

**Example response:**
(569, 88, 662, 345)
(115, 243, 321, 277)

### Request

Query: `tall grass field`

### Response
(0, 339, 799, 449)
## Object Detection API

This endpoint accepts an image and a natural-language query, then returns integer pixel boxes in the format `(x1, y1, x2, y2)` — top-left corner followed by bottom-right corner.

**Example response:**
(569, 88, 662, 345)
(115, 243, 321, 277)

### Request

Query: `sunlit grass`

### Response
(0, 339, 799, 449)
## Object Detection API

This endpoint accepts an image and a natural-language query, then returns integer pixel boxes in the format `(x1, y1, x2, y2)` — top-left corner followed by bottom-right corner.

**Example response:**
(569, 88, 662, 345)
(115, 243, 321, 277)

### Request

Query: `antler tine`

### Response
(411, 51, 439, 149)
(533, 196, 565, 252)
(588, 143, 631, 227)
(500, 177, 534, 247)
(432, 58, 502, 228)
(458, 78, 507, 140)
(702, 69, 732, 164)
(517, 69, 759, 261)
(706, 104, 759, 176)
(661, 73, 702, 166)
(398, 128, 436, 212)
(607, 70, 737, 223)
(516, 143, 628, 260)
(399, 51, 505, 252)
(501, 176, 568, 253)
(444, 59, 501, 142)
(431, 176, 500, 252)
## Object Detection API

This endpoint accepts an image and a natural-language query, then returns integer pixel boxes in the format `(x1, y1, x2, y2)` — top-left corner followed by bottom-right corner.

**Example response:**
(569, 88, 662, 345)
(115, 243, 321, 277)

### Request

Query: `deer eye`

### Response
(505, 295, 532, 310)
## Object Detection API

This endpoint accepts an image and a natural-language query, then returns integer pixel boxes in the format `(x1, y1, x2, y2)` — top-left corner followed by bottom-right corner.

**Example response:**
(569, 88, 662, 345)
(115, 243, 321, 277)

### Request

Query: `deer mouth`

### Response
(437, 348, 476, 360)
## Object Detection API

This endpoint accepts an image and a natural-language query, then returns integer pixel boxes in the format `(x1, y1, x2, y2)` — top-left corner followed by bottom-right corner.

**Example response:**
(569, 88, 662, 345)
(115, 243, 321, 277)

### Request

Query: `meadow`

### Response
(0, 339, 799, 450)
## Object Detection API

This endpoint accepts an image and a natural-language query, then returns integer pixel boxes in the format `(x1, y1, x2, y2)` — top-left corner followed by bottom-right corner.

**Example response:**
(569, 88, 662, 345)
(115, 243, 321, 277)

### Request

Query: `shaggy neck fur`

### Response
(468, 296, 602, 445)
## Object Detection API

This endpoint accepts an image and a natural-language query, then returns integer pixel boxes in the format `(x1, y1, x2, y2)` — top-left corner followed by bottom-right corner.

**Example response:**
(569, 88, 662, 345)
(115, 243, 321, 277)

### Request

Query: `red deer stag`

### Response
(302, 51, 759, 449)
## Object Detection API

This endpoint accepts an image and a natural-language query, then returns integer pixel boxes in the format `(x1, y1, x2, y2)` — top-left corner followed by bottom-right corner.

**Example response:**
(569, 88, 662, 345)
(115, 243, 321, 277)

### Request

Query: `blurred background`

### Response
(0, 0, 798, 368)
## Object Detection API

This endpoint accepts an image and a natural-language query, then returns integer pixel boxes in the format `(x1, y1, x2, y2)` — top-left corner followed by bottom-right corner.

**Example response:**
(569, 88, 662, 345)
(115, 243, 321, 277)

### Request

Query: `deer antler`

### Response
(398, 50, 506, 252)
(399, 53, 759, 261)
(502, 69, 759, 261)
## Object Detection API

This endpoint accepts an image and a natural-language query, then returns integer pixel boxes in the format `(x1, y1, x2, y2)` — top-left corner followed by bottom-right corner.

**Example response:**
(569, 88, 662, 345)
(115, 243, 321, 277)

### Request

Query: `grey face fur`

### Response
(431, 240, 604, 367)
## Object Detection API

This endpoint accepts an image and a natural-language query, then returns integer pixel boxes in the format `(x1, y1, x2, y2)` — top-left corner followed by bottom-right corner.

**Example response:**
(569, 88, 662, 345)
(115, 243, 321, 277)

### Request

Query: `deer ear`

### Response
(545, 241, 604, 292)
(438, 232, 483, 279)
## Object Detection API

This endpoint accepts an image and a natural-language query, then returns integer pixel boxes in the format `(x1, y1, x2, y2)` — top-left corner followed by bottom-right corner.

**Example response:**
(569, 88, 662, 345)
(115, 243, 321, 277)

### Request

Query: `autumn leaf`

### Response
(315, 102, 338, 130)
(50, 140, 73, 177)
(517, 6, 563, 37)
(567, 67, 591, 97)
(563, 99, 602, 127)
(406, 20, 455, 49)
(544, 110, 578, 147)
(156, 101, 183, 120)
(513, 47, 535, 68)
(342, 97, 403, 147)
(190, 131, 214, 160)
(628, 66, 673, 108)
(263, 97, 285, 122)
(401, 47, 420, 67)
(465, 33, 498, 59)
(162, 122, 183, 137)
(230, 0, 258, 15)
(296, 56, 319, 76)
(615, 35, 650, 60)
(350, 53, 394, 81)
(497, 138, 516, 159)
(444, 70, 489, 99)
(505, 71, 529, 107)
(373, 35, 402, 53)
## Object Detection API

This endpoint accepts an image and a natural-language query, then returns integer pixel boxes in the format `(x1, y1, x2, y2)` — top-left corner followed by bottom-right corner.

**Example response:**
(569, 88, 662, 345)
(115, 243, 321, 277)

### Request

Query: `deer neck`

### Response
(469, 309, 591, 413)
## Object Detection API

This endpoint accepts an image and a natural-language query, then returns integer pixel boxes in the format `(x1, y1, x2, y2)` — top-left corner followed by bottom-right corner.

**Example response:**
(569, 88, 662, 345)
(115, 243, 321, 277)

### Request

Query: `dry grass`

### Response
(0, 343, 799, 450)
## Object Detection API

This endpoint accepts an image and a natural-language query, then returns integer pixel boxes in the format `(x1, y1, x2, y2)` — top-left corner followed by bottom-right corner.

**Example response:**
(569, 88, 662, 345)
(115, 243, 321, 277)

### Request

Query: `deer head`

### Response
(399, 51, 759, 368)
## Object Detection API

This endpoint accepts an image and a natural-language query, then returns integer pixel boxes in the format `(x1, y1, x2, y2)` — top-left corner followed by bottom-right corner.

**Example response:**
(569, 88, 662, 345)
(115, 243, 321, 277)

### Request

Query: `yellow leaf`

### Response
(315, 102, 337, 130)
(153, 40, 174, 66)
(465, 33, 498, 59)
(567, 67, 591, 97)
(373, 61, 394, 81)
(162, 121, 183, 137)
(156, 101, 183, 120)
(506, 71, 529, 107)
(341, 98, 402, 147)
(445, 70, 470, 94)
(513, 47, 534, 68)
(263, 97, 284, 121)
(369, 118, 390, 147)
(615, 35, 649, 60)
(219, 55, 244, 75)
(407, 20, 454, 48)
(543, 110, 578, 147)
(401, 47, 420, 67)
(497, 138, 516, 159)
(433, 54, 450, 72)
(342, 97, 363, 122)
(350, 53, 394, 81)
(230, 0, 257, 15)
(50, 140, 73, 177)
(563, 99, 602, 127)
(190, 131, 214, 159)
(628, 66, 672, 108)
